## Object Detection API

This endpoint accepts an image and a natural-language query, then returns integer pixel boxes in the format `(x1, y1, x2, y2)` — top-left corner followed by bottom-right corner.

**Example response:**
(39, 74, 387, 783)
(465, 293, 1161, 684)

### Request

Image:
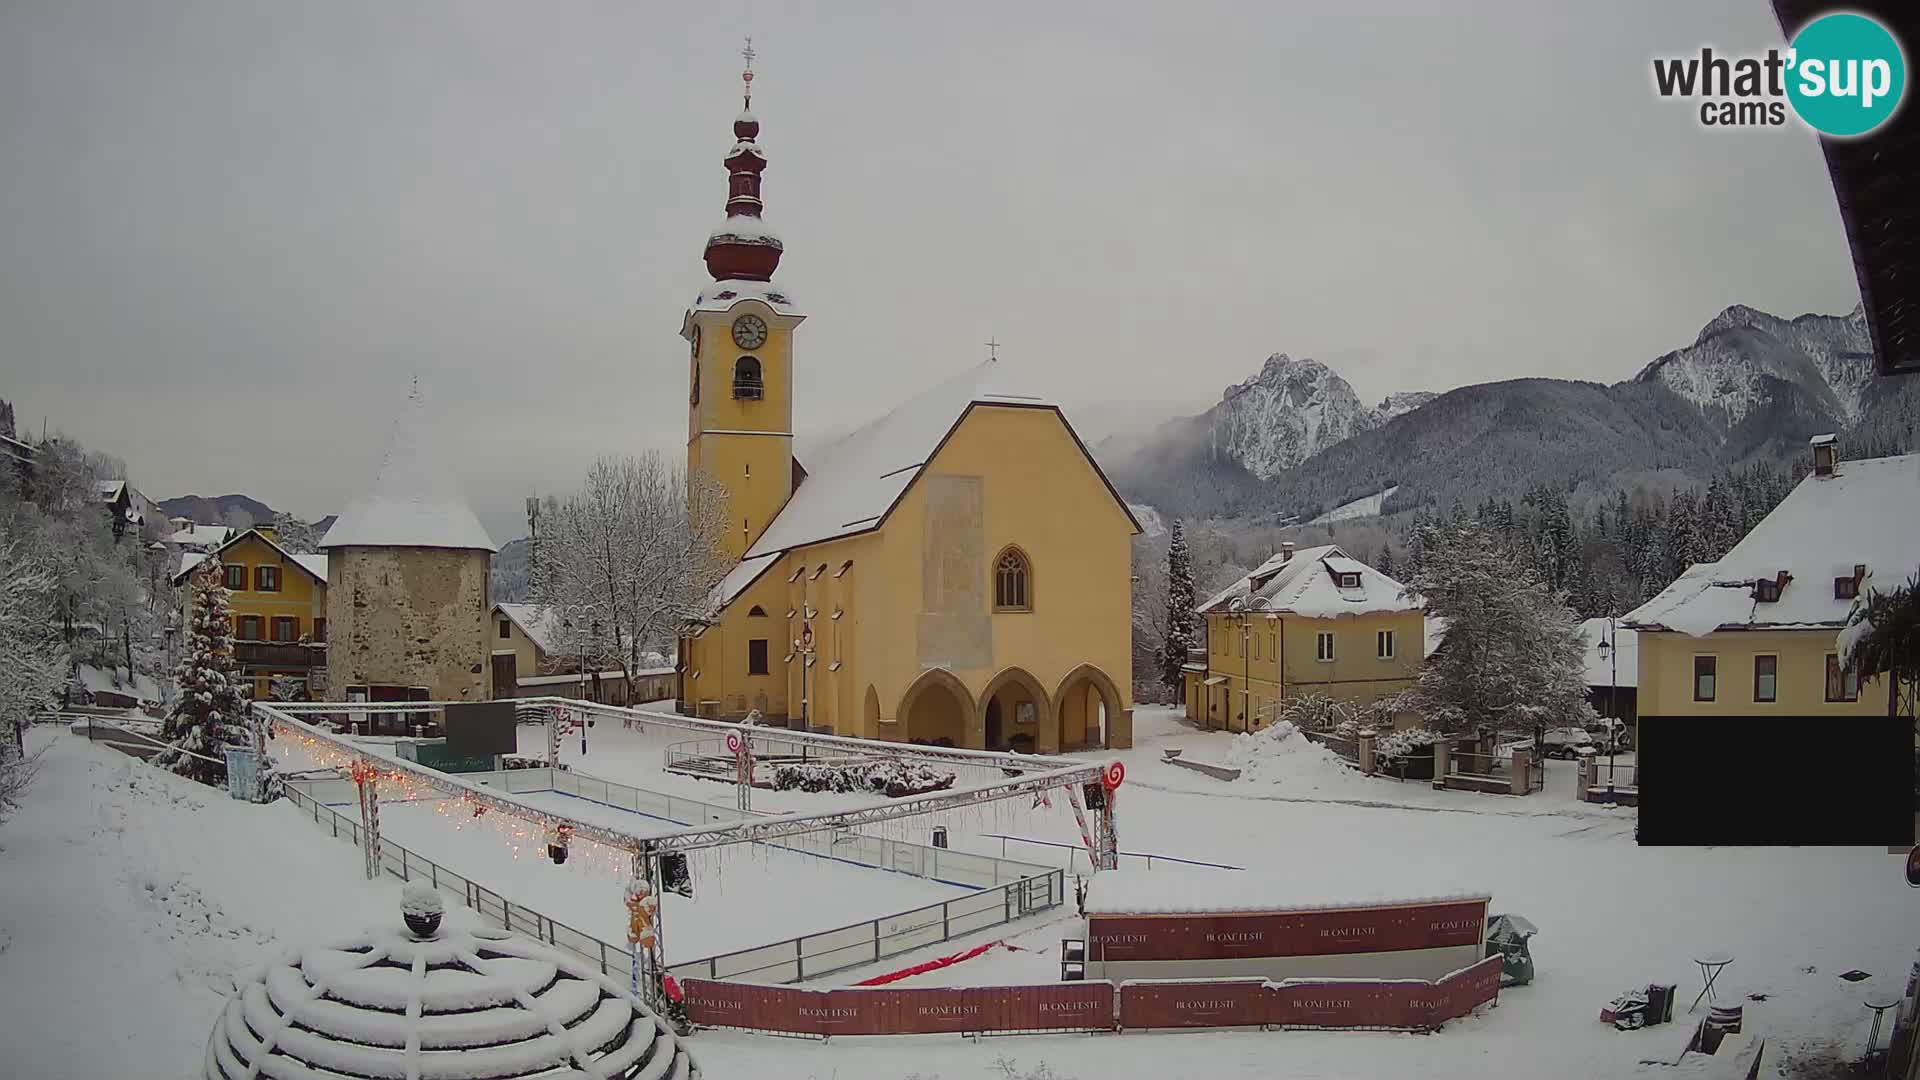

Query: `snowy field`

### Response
(3, 717, 1914, 1079)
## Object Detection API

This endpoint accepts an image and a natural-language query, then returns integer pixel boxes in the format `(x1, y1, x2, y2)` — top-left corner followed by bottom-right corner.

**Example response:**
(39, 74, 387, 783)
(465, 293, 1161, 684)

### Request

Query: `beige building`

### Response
(490, 602, 675, 705)
(674, 76, 1138, 751)
(1625, 440, 1916, 723)
(320, 390, 496, 730)
(1183, 544, 1426, 732)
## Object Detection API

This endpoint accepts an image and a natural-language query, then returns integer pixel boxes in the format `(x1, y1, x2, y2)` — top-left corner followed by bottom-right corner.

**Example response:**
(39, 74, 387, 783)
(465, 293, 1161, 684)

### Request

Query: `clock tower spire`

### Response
(685, 40, 802, 562)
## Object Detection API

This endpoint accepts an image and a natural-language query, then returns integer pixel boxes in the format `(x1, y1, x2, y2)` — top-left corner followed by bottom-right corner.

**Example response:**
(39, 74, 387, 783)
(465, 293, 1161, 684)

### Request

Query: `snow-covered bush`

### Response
(769, 758, 957, 798)
(0, 534, 68, 824)
(1374, 726, 1443, 762)
(1277, 692, 1362, 734)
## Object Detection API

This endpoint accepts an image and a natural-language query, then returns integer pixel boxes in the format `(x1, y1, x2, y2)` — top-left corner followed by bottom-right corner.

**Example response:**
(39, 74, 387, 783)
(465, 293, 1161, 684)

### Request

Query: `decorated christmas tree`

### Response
(155, 559, 251, 784)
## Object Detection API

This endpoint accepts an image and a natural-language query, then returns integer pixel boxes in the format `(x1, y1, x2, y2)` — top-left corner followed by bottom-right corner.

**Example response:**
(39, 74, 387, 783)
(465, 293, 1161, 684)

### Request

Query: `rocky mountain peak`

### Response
(1638, 302, 1873, 427)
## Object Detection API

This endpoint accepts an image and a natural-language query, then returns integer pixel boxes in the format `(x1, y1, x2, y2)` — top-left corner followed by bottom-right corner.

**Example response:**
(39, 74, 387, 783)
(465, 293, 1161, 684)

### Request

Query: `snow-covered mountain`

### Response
(1632, 303, 1873, 428)
(1373, 391, 1437, 424)
(1209, 355, 1378, 479)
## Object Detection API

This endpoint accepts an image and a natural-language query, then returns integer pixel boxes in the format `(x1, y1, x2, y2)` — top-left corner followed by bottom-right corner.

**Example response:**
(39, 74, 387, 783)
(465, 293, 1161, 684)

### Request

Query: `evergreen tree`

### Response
(1158, 520, 1198, 689)
(155, 560, 250, 784)
(1377, 542, 1395, 578)
(1400, 521, 1595, 737)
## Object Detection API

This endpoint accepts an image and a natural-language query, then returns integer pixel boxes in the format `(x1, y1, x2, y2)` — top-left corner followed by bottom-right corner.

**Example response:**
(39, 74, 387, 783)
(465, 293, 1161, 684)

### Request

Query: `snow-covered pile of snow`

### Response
(1221, 721, 1360, 792)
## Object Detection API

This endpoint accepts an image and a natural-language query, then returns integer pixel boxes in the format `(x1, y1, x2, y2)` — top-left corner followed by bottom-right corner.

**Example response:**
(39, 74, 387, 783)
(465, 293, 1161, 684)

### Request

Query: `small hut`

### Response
(205, 888, 699, 1079)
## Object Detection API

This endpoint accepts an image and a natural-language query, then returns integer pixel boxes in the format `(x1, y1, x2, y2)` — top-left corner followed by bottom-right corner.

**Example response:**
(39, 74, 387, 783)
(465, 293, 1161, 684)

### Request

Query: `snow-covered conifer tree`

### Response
(155, 559, 249, 784)
(1399, 521, 1594, 737)
(1158, 521, 1197, 689)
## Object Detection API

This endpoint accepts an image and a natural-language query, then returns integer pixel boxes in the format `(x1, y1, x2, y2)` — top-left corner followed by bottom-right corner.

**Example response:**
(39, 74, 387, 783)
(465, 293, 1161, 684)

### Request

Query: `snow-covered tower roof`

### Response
(205, 891, 700, 1080)
(702, 39, 784, 284)
(320, 383, 496, 552)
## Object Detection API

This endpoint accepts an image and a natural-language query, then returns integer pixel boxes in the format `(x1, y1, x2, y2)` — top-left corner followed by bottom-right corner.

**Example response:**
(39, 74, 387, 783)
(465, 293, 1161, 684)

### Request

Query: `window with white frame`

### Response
(1316, 631, 1335, 662)
(1377, 629, 1395, 659)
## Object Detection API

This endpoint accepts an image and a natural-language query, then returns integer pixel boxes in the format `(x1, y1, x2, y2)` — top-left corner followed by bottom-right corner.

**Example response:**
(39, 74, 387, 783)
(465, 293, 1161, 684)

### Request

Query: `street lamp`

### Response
(1597, 612, 1618, 804)
(794, 623, 816, 731)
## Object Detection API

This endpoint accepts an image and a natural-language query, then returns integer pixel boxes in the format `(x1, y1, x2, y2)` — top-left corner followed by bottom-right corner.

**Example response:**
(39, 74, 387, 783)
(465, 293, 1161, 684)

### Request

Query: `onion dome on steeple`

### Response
(704, 38, 784, 283)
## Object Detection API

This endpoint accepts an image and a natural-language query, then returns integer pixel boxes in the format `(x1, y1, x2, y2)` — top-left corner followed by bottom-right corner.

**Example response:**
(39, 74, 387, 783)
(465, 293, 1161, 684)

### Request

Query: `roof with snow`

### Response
(172, 529, 330, 586)
(707, 215, 782, 248)
(1624, 453, 1920, 637)
(168, 523, 234, 550)
(1084, 868, 1490, 917)
(737, 359, 1135, 566)
(204, 901, 698, 1080)
(320, 388, 496, 553)
(1578, 617, 1638, 688)
(1197, 544, 1422, 619)
(691, 278, 800, 315)
(494, 603, 565, 655)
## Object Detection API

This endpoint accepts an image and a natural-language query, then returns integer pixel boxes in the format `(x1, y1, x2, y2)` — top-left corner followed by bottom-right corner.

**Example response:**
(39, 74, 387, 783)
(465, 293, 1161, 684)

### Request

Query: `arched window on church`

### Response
(733, 356, 763, 400)
(993, 546, 1032, 612)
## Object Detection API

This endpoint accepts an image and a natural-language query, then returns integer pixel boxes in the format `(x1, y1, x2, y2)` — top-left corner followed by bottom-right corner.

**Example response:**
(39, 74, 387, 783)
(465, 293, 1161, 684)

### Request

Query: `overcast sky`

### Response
(0, 1, 1864, 542)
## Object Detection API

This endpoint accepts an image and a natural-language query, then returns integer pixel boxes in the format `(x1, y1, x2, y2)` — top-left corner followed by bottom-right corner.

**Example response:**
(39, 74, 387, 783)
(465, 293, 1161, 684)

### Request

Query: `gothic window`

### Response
(733, 356, 763, 400)
(747, 605, 767, 617)
(993, 547, 1032, 612)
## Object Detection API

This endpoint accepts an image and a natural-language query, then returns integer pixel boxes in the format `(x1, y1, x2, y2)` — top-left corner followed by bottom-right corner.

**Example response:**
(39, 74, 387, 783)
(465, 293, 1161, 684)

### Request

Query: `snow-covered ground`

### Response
(1307, 484, 1400, 525)
(3, 717, 1913, 1079)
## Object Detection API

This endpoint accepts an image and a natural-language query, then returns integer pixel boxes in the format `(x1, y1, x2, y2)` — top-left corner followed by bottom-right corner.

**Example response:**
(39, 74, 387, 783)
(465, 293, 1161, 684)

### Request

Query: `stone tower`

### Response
(320, 385, 496, 711)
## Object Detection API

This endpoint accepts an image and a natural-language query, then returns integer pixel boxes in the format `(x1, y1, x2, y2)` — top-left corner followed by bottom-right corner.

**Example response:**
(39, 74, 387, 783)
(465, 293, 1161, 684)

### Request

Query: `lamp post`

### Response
(1598, 612, 1618, 804)
(794, 623, 815, 731)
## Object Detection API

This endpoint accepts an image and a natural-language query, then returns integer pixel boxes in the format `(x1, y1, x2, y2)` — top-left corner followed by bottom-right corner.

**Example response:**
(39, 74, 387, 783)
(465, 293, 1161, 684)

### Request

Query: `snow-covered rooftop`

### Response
(1578, 617, 1638, 688)
(708, 213, 782, 247)
(495, 603, 565, 655)
(710, 551, 780, 610)
(740, 359, 1060, 561)
(692, 278, 800, 314)
(205, 903, 698, 1080)
(173, 532, 329, 585)
(1198, 544, 1422, 619)
(167, 523, 232, 550)
(321, 388, 496, 553)
(1085, 868, 1490, 917)
(1624, 452, 1920, 637)
(294, 552, 329, 582)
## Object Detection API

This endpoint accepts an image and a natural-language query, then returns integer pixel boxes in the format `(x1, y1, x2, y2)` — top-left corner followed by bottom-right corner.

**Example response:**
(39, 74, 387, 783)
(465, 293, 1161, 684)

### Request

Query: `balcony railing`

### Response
(732, 379, 764, 400)
(235, 641, 324, 668)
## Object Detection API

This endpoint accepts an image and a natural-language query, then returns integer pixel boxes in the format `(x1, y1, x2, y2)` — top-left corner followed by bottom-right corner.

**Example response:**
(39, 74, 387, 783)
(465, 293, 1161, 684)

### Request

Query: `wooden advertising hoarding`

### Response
(1088, 898, 1490, 963)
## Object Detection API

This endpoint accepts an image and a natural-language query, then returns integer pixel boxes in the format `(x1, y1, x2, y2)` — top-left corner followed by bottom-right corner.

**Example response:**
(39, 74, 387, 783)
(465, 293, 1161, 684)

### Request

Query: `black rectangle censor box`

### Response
(443, 700, 518, 759)
(1637, 715, 1915, 846)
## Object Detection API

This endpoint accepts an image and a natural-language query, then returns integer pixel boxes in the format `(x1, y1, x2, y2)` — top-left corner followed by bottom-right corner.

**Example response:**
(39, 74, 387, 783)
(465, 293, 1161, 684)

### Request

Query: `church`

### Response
(674, 56, 1138, 752)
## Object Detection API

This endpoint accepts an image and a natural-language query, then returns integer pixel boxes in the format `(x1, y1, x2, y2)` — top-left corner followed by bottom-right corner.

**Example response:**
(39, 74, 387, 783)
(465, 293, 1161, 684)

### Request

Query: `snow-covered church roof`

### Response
(1624, 452, 1920, 637)
(205, 892, 698, 1080)
(321, 387, 496, 553)
(1197, 544, 1421, 619)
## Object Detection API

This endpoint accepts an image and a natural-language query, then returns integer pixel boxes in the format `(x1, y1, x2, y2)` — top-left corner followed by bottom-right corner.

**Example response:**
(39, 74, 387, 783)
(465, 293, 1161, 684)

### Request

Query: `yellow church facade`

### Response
(673, 72, 1136, 751)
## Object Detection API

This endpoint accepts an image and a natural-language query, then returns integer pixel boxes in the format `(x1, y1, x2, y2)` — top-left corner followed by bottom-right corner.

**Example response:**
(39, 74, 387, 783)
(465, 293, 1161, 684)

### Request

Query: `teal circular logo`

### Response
(1787, 13, 1906, 137)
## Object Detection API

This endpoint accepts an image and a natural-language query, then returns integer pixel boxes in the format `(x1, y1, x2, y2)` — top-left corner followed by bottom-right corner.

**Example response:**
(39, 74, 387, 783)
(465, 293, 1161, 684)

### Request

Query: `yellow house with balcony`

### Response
(673, 73, 1137, 751)
(1183, 543, 1425, 732)
(1624, 441, 1916, 724)
(172, 526, 328, 699)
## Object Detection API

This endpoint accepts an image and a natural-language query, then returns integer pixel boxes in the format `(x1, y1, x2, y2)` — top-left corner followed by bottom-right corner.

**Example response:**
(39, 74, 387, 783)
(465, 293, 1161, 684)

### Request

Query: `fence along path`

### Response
(278, 762, 1063, 987)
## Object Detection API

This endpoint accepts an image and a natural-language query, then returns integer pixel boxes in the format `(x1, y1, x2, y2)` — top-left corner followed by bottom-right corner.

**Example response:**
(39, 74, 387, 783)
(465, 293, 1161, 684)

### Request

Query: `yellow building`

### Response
(1624, 442, 1915, 723)
(490, 603, 675, 705)
(172, 526, 329, 699)
(674, 77, 1138, 751)
(1182, 544, 1425, 732)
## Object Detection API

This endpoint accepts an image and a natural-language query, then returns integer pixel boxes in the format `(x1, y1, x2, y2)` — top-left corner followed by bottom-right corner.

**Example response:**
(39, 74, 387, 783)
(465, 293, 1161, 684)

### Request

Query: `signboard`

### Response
(444, 700, 517, 758)
(1089, 898, 1489, 962)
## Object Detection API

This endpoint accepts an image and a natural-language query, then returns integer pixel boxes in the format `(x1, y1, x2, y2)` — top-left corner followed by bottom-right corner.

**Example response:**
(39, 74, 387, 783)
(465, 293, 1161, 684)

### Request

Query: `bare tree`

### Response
(528, 453, 731, 690)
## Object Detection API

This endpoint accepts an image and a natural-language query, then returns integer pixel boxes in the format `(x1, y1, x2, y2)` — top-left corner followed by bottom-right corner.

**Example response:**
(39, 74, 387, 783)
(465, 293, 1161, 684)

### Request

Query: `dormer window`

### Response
(1753, 572, 1789, 603)
(1835, 564, 1865, 600)
(1337, 572, 1361, 589)
(1810, 433, 1838, 477)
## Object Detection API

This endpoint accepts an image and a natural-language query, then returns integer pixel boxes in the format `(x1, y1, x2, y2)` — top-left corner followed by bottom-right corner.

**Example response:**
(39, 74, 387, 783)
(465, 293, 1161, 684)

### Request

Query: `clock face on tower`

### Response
(731, 314, 768, 350)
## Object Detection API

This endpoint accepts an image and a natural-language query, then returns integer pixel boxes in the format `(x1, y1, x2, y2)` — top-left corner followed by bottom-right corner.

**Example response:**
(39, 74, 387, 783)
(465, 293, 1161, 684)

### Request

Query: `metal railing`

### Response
(982, 833, 1244, 873)
(1374, 751, 1437, 782)
(277, 762, 1061, 985)
(660, 734, 879, 778)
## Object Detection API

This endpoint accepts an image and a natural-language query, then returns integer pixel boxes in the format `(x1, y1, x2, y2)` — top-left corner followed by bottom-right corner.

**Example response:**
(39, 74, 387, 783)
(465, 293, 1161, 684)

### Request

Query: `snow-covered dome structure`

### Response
(205, 894, 699, 1080)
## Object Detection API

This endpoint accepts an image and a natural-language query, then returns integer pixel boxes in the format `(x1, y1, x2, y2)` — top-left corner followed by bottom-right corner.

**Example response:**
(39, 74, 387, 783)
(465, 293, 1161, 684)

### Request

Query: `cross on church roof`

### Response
(985, 337, 1001, 360)
(741, 37, 756, 107)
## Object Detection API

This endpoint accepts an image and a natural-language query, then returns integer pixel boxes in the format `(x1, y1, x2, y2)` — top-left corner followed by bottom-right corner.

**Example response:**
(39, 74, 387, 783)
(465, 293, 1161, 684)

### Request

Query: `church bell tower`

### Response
(684, 39, 804, 561)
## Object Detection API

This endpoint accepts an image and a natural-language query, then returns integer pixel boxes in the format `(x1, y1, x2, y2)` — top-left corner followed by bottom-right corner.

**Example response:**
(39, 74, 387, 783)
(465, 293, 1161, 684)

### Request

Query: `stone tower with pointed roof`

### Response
(676, 51, 1140, 751)
(320, 385, 497, 717)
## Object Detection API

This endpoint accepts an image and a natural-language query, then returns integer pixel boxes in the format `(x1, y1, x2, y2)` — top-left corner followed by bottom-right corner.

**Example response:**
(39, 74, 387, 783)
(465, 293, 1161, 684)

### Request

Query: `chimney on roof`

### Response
(1810, 433, 1838, 478)
(1281, 541, 1295, 562)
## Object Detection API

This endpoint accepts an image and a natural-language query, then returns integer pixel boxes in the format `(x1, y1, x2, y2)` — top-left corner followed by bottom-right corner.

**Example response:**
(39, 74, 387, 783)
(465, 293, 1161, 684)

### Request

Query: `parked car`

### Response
(1539, 727, 1599, 760)
(1591, 718, 1633, 752)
